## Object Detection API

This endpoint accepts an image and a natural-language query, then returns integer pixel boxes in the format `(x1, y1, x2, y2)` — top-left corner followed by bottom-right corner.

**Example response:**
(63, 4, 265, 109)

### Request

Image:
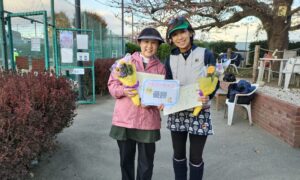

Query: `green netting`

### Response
(81, 12, 127, 59)
(1, 12, 53, 70)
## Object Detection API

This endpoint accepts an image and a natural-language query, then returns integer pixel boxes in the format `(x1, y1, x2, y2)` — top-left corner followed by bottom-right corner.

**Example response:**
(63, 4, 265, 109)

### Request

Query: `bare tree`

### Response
(112, 0, 300, 56)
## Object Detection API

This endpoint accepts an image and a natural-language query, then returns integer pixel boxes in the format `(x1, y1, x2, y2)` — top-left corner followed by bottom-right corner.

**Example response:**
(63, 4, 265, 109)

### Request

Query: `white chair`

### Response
(278, 50, 297, 86)
(225, 83, 259, 126)
(283, 58, 300, 90)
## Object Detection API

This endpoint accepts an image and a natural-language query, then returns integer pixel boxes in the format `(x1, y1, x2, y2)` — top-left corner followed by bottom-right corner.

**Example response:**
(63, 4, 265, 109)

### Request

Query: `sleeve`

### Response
(164, 57, 173, 80)
(204, 49, 216, 66)
(107, 73, 126, 99)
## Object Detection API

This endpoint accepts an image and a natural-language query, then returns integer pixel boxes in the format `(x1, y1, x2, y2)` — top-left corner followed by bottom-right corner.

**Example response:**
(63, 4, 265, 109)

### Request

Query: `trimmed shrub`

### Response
(0, 71, 76, 180)
(125, 42, 171, 62)
(94, 58, 116, 95)
(207, 41, 236, 55)
(125, 42, 140, 54)
(157, 43, 171, 62)
(193, 40, 210, 49)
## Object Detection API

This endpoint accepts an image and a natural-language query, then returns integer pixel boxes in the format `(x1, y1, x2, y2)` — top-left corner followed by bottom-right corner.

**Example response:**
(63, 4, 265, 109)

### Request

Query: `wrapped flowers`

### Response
(110, 54, 140, 106)
(193, 66, 219, 116)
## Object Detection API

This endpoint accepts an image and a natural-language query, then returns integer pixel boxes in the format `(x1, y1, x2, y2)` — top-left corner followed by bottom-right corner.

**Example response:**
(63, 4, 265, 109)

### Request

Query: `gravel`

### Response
(258, 85, 300, 106)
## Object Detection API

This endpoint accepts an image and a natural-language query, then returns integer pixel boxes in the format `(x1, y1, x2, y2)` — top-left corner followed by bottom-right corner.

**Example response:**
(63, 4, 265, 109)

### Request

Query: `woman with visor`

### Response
(164, 16, 219, 180)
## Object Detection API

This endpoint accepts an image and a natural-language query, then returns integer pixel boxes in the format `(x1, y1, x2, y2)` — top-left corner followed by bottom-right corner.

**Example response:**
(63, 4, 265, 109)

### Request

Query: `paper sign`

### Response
(31, 38, 40, 52)
(278, 6, 287, 16)
(70, 68, 85, 75)
(141, 80, 179, 106)
(77, 52, 89, 61)
(60, 31, 73, 48)
(76, 34, 88, 50)
(163, 83, 202, 116)
(61, 48, 73, 63)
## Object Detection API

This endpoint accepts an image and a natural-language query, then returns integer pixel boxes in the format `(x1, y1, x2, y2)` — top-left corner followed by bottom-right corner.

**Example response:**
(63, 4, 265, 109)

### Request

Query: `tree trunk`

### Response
(265, 0, 292, 71)
(266, 18, 289, 71)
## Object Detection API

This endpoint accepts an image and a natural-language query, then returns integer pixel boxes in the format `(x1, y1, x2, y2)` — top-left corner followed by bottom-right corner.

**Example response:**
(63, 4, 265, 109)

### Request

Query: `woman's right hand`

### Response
(124, 87, 137, 97)
(198, 96, 209, 106)
(157, 104, 164, 111)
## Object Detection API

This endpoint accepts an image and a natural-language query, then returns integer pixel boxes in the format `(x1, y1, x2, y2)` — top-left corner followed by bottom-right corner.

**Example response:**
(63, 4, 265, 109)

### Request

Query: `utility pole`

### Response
(121, 0, 124, 55)
(75, 0, 81, 30)
(0, 0, 8, 70)
(75, 0, 83, 99)
(34, 22, 37, 37)
(131, 11, 134, 42)
(244, 24, 249, 52)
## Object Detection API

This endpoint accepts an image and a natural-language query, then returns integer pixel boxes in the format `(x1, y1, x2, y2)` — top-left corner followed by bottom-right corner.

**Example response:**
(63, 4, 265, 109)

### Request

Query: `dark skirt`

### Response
(109, 125, 161, 143)
(167, 108, 214, 135)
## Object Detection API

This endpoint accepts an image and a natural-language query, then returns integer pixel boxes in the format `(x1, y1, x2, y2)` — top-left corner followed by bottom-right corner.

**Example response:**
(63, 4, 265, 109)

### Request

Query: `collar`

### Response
(170, 44, 197, 55)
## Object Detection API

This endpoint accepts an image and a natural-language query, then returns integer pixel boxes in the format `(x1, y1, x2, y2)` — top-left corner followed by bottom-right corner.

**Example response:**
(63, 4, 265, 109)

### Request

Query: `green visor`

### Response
(168, 21, 190, 37)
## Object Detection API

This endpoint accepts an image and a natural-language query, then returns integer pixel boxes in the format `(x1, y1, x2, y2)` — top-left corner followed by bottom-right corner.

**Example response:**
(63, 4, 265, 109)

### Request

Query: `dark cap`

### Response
(137, 27, 164, 44)
(166, 16, 194, 39)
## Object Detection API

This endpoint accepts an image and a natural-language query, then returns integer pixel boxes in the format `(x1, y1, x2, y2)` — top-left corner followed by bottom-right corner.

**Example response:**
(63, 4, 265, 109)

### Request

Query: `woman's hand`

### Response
(140, 104, 164, 110)
(198, 96, 209, 105)
(157, 104, 164, 111)
(124, 87, 137, 97)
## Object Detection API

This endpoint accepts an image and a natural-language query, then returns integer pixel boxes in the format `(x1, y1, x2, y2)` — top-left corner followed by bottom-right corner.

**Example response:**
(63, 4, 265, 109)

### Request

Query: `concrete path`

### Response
(30, 95, 300, 180)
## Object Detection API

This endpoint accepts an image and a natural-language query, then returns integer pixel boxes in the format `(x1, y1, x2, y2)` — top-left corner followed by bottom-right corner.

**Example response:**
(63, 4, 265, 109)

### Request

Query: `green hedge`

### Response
(126, 41, 236, 61)
(157, 43, 171, 61)
(125, 42, 140, 55)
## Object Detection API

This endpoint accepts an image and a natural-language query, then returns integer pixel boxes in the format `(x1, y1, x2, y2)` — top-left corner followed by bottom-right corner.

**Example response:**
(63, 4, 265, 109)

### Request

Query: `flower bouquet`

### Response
(193, 66, 219, 116)
(110, 54, 140, 106)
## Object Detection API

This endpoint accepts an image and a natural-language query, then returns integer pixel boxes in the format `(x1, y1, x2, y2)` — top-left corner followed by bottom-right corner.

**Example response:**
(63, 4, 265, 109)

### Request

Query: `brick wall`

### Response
(16, 56, 29, 70)
(32, 59, 45, 72)
(252, 92, 300, 148)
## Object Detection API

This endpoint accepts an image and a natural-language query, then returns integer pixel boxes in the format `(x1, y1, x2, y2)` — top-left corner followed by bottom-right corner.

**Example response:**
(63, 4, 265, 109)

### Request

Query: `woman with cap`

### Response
(108, 27, 166, 180)
(164, 16, 219, 180)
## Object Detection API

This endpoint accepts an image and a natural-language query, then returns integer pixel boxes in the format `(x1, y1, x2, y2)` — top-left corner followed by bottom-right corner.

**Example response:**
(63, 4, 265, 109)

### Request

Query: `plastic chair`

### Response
(282, 58, 300, 90)
(220, 53, 239, 74)
(225, 83, 259, 126)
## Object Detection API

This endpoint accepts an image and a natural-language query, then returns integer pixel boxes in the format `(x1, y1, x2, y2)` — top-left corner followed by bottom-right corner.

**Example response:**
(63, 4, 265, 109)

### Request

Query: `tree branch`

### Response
(290, 24, 300, 31)
(290, 6, 300, 15)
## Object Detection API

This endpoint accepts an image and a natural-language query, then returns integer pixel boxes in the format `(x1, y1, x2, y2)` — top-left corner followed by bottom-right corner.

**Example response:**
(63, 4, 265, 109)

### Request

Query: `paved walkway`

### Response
(30, 95, 300, 180)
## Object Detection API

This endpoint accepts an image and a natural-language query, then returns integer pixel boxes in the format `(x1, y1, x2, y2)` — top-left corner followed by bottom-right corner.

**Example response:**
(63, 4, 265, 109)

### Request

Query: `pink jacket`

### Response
(108, 52, 166, 130)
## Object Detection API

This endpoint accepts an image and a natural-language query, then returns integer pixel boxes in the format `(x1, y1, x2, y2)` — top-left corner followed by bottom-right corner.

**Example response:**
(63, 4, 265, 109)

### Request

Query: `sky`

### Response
(4, 0, 300, 44)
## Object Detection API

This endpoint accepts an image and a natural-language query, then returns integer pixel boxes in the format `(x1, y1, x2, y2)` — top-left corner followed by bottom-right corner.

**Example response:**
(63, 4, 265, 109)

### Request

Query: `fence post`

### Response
(252, 45, 260, 83)
(0, 0, 8, 70)
(43, 11, 49, 70)
(7, 16, 15, 70)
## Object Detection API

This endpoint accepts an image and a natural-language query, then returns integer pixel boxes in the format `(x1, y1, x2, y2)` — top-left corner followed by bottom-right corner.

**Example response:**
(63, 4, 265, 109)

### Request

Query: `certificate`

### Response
(136, 72, 164, 95)
(141, 80, 179, 106)
(163, 83, 202, 116)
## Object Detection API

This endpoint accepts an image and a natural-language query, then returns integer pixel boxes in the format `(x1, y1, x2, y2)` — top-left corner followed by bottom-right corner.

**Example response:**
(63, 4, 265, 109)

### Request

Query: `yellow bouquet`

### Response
(193, 66, 219, 116)
(111, 55, 140, 106)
